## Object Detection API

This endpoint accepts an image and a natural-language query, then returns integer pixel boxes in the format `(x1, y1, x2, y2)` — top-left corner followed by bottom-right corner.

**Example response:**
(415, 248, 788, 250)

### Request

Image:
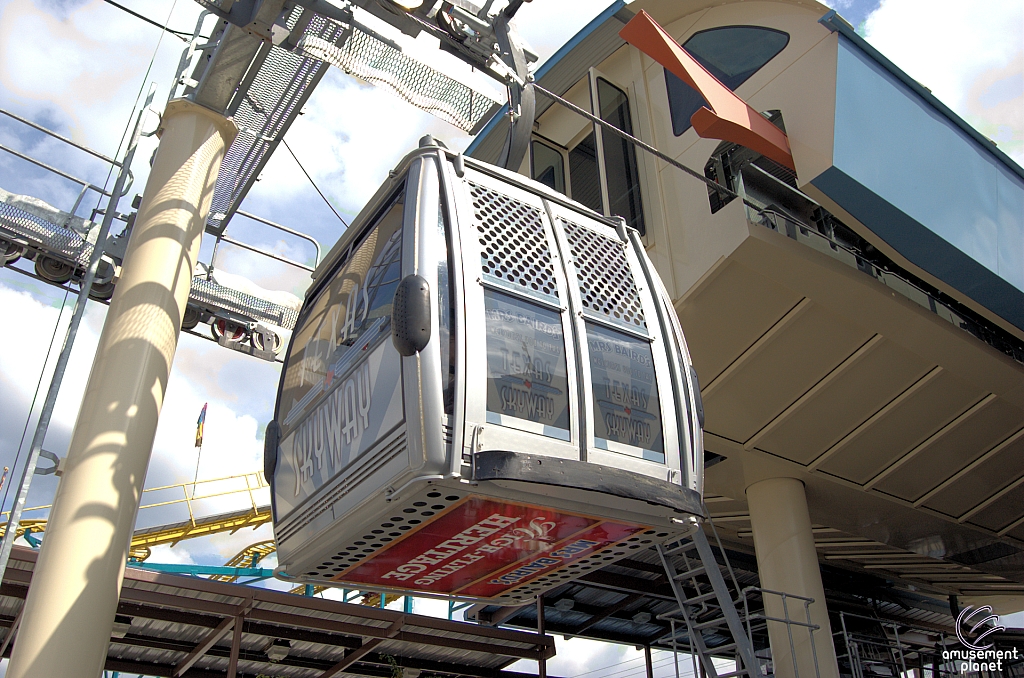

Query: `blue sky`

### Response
(0, 0, 1021, 674)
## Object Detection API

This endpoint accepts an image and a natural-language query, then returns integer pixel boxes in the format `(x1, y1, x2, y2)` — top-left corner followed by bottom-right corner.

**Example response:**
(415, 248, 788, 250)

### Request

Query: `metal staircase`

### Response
(657, 526, 766, 678)
(655, 524, 823, 678)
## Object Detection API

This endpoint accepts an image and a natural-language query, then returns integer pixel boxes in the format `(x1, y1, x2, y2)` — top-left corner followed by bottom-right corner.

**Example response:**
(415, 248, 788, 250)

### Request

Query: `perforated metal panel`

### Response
(561, 218, 646, 329)
(0, 202, 92, 267)
(299, 31, 500, 134)
(301, 486, 463, 579)
(470, 182, 559, 300)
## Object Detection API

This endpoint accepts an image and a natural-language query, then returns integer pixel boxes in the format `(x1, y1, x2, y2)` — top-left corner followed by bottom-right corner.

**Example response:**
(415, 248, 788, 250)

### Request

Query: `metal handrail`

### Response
(742, 586, 821, 678)
(204, 210, 324, 277)
(0, 469, 269, 529)
(832, 610, 988, 678)
(0, 107, 121, 167)
(0, 143, 112, 198)
(236, 209, 322, 266)
(218, 233, 316, 273)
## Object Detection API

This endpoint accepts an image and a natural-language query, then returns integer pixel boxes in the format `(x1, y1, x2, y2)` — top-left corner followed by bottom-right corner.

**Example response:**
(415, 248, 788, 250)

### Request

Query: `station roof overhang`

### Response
(678, 208, 1024, 591)
(0, 547, 555, 678)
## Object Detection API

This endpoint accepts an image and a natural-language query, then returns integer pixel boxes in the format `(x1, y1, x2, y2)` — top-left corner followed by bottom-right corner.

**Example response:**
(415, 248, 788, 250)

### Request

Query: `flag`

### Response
(195, 403, 207, 448)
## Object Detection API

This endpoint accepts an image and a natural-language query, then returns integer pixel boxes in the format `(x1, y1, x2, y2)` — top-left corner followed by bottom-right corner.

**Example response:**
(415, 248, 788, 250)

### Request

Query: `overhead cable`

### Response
(283, 139, 350, 229)
(533, 84, 758, 210)
(100, 0, 191, 41)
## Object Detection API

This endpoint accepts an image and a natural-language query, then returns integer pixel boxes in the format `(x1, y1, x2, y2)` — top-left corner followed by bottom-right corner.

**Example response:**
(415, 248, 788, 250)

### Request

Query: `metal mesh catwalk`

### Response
(298, 31, 500, 134)
(189, 276, 299, 330)
(0, 200, 93, 269)
(205, 12, 347, 235)
(206, 11, 501, 236)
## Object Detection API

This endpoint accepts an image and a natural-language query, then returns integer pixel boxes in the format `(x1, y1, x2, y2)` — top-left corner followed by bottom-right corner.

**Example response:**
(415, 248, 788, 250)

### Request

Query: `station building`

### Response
(467, 1, 1024, 674)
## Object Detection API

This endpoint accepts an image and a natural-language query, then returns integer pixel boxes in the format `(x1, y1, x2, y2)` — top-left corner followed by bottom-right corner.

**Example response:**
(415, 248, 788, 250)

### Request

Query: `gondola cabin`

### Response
(267, 139, 705, 604)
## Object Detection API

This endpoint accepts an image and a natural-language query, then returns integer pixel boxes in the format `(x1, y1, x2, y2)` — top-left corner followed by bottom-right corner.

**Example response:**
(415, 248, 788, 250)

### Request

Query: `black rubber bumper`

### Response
(472, 450, 705, 517)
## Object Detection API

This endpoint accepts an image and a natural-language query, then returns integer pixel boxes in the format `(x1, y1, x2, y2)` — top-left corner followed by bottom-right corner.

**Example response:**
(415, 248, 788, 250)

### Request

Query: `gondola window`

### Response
(587, 322, 664, 462)
(484, 290, 571, 439)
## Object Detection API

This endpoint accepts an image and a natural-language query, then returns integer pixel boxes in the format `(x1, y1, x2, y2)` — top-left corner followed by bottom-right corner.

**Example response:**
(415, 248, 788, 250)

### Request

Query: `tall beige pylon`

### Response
(7, 100, 236, 678)
(746, 477, 840, 678)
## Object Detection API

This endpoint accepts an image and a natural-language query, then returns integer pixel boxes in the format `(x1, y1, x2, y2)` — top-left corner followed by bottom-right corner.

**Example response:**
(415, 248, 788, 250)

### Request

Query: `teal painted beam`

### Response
(129, 562, 275, 578)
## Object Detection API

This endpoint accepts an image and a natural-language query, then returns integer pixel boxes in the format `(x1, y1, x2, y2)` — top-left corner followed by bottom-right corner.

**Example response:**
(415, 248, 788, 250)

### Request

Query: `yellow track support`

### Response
(210, 539, 278, 582)
(360, 592, 404, 607)
(282, 583, 401, 607)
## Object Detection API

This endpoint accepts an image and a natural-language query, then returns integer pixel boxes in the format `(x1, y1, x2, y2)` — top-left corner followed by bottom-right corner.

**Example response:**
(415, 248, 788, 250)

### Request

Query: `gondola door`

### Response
(453, 167, 583, 465)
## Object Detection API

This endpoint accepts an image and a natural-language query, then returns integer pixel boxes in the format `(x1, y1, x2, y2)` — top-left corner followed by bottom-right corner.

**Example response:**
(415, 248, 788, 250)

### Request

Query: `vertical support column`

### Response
(746, 477, 839, 678)
(227, 615, 244, 678)
(6, 99, 235, 678)
(537, 595, 547, 678)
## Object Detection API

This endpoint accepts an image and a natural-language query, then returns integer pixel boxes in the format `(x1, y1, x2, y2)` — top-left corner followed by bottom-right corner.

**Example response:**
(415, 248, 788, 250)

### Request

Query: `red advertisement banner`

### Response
(334, 496, 647, 598)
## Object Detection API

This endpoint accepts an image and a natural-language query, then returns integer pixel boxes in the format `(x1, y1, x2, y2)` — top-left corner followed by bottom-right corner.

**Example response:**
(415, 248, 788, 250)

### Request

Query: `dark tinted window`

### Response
(437, 205, 455, 415)
(280, 191, 404, 437)
(531, 140, 566, 194)
(597, 78, 645, 235)
(568, 132, 603, 213)
(666, 26, 789, 136)
(587, 322, 664, 461)
(484, 290, 570, 436)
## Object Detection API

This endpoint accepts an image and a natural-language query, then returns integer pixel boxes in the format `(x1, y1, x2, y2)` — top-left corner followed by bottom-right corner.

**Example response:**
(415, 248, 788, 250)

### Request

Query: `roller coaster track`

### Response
(3, 470, 402, 604)
(0, 471, 271, 561)
(210, 539, 278, 582)
(2, 471, 421, 614)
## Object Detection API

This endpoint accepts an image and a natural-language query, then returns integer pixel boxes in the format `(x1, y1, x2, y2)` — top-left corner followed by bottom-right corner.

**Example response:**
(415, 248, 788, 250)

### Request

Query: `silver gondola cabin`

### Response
(267, 139, 706, 605)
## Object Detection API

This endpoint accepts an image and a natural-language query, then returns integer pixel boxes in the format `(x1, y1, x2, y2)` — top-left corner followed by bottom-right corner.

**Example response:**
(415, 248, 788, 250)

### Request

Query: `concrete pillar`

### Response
(746, 477, 839, 678)
(7, 100, 235, 678)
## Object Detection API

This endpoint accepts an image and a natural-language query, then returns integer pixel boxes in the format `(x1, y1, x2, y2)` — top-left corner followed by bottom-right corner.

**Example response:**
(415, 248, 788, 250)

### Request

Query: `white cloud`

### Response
(515, 0, 619, 65)
(0, 273, 106, 513)
(863, 0, 1023, 164)
(507, 640, 718, 678)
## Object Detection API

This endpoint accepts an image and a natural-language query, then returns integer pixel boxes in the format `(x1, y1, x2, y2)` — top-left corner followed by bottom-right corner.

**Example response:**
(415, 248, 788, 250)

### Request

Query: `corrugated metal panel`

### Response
(1, 547, 553, 677)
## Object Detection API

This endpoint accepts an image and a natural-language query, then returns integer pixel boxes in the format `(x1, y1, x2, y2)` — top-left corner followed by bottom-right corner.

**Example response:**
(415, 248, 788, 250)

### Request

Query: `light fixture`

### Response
(632, 612, 652, 625)
(111, 615, 132, 639)
(554, 598, 575, 612)
(266, 639, 291, 662)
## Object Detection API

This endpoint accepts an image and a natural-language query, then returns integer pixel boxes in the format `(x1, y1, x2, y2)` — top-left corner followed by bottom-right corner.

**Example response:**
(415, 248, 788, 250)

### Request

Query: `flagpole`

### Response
(191, 442, 202, 499)
(192, 403, 207, 499)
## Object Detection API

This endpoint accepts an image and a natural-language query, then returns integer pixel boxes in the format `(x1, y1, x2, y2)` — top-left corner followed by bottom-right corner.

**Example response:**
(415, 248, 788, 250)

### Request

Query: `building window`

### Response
(596, 78, 645, 235)
(567, 132, 603, 213)
(666, 26, 789, 136)
(530, 140, 566, 195)
(536, 77, 647, 235)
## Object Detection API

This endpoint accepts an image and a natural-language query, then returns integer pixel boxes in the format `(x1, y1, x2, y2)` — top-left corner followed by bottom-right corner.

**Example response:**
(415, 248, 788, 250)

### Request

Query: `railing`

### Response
(834, 610, 1024, 678)
(742, 587, 821, 678)
(749, 203, 1024, 367)
(0, 107, 129, 217)
(836, 611, 934, 678)
(0, 470, 269, 536)
(0, 104, 316, 338)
